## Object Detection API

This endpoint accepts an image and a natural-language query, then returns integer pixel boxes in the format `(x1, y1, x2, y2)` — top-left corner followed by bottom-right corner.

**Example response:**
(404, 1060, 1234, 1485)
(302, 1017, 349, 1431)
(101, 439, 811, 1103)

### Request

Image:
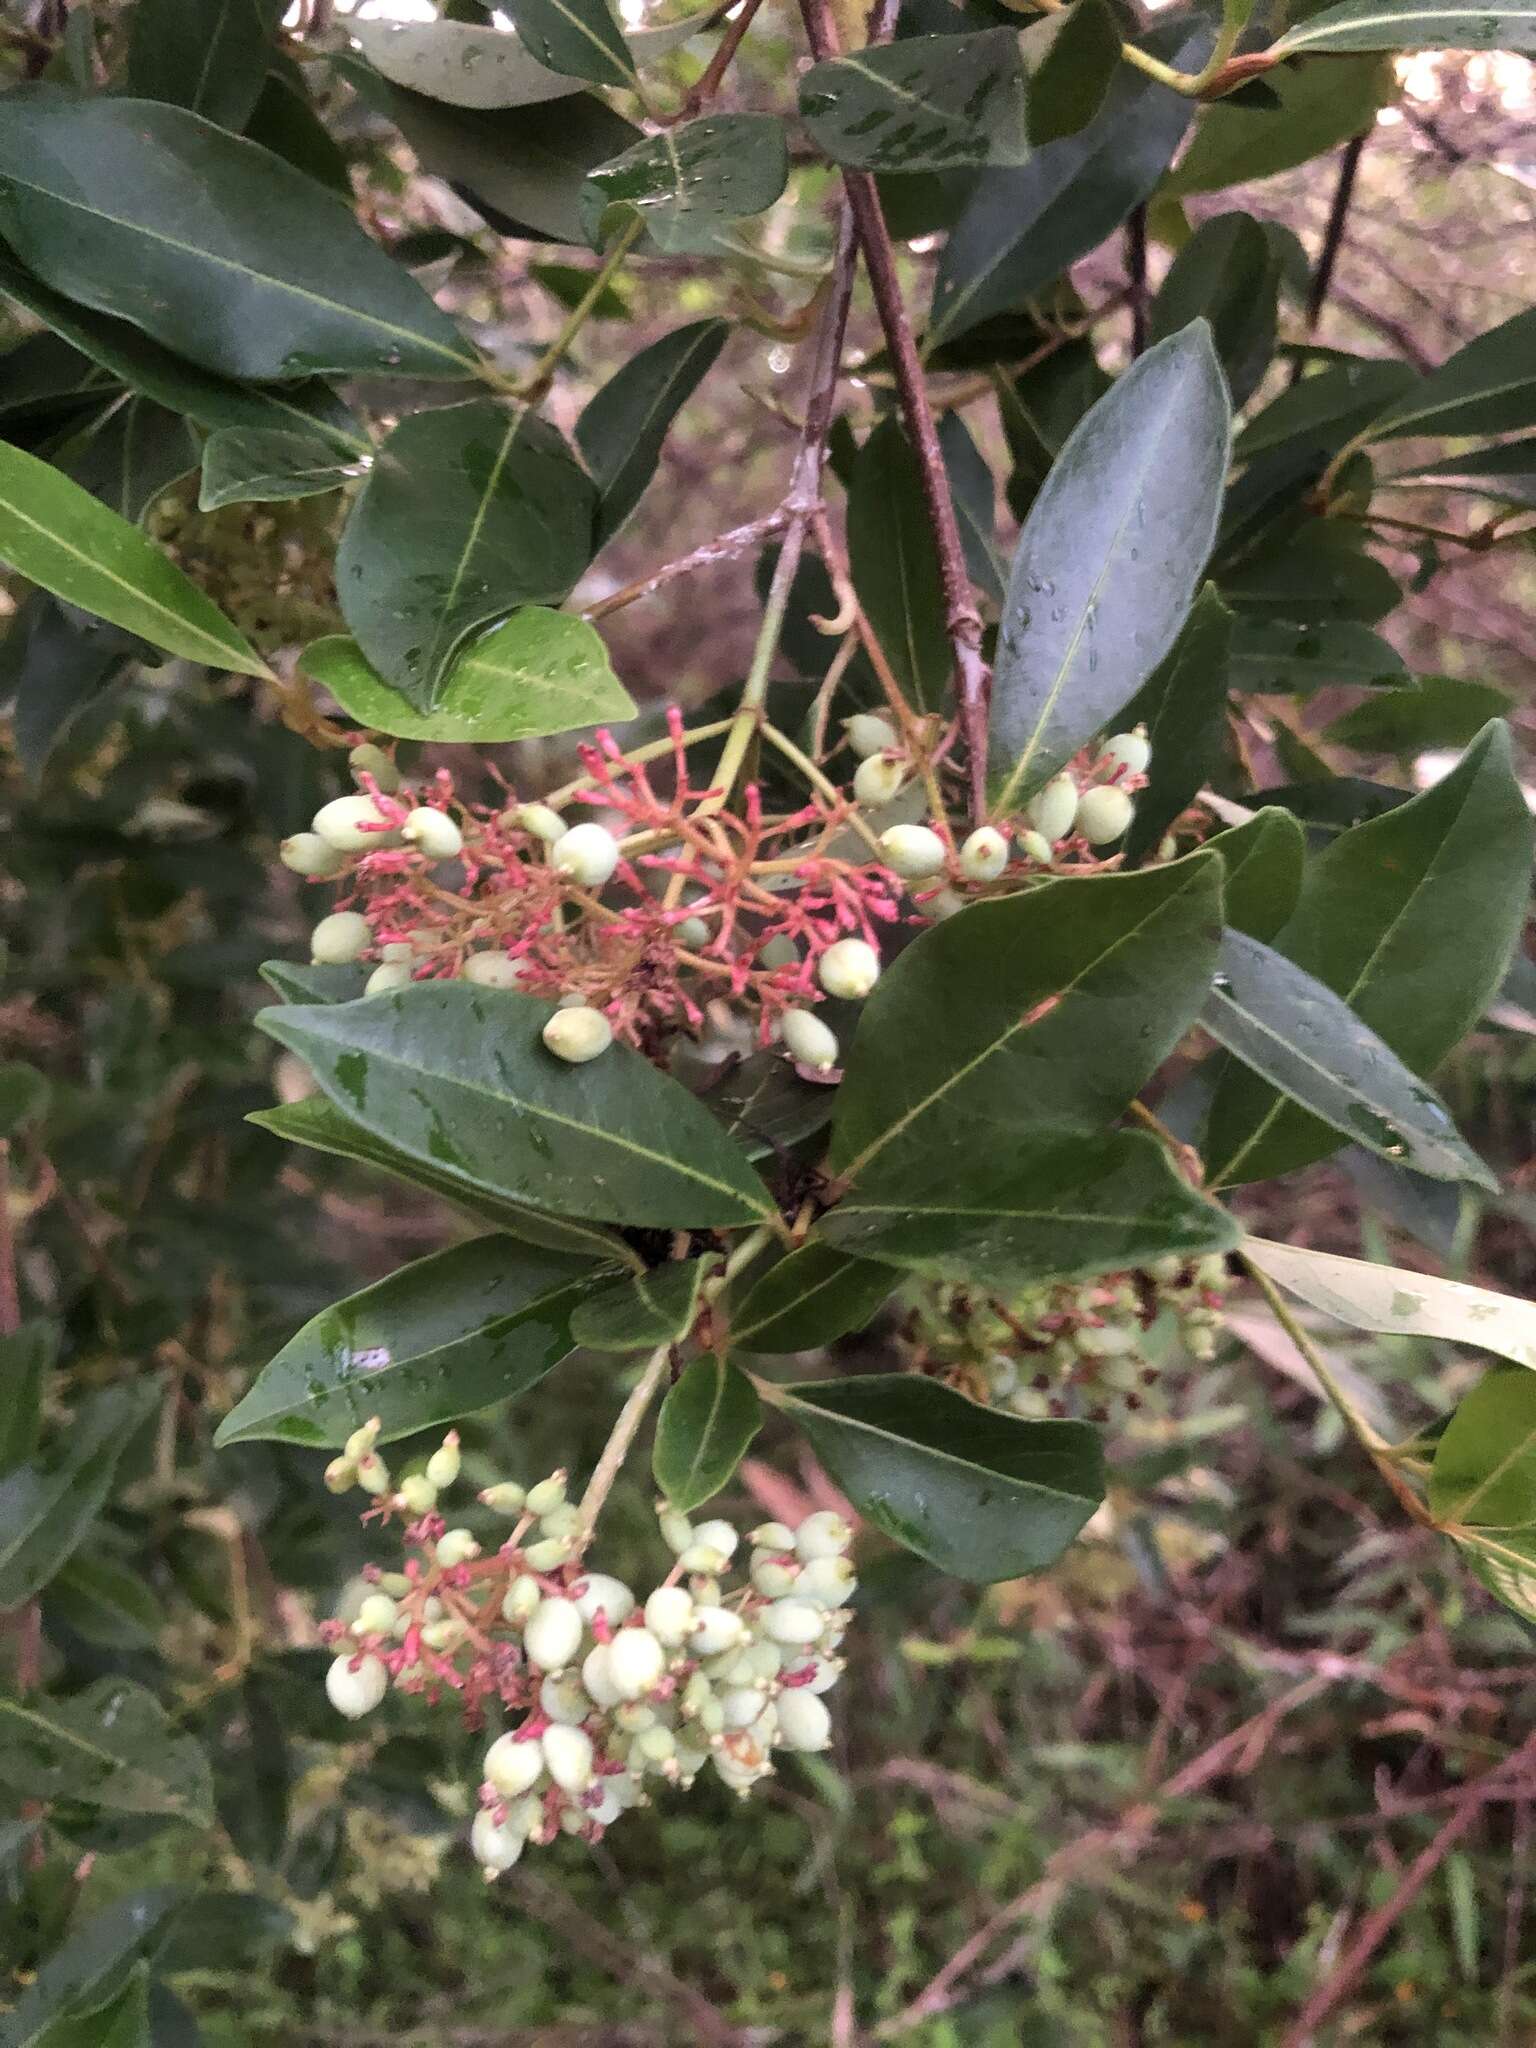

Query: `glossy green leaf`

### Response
(1203, 808, 1306, 943)
(570, 1257, 711, 1352)
(1206, 723, 1535, 1186)
(35, 1963, 150, 2048)
(938, 410, 1006, 605)
(769, 1375, 1103, 1581)
(0, 439, 270, 677)
(354, 7, 708, 108)
(503, 0, 636, 88)
(46, 1554, 163, 1651)
(1220, 518, 1400, 623)
(577, 320, 727, 545)
(1164, 54, 1393, 195)
(1026, 0, 1120, 146)
(1203, 930, 1493, 1187)
(199, 428, 362, 510)
(929, 57, 1193, 346)
(336, 402, 596, 705)
(848, 417, 950, 713)
(653, 1355, 763, 1511)
(819, 1124, 1237, 1290)
(1364, 304, 1536, 442)
(1277, 0, 1536, 52)
(217, 1234, 603, 1447)
(0, 1890, 185, 2048)
(245, 53, 354, 197)
(990, 326, 1231, 810)
(581, 115, 789, 255)
(0, 1682, 212, 1825)
(0, 95, 476, 382)
(251, 1092, 639, 1265)
(126, 0, 284, 132)
(1430, 1369, 1536, 1529)
(829, 854, 1225, 1192)
(1228, 616, 1408, 693)
(300, 615, 634, 743)
(257, 961, 368, 1005)
(259, 984, 775, 1229)
(1234, 358, 1417, 461)
(1323, 675, 1512, 753)
(1244, 1236, 1536, 1372)
(64, 398, 201, 528)
(0, 1384, 157, 1608)
(1390, 436, 1536, 506)
(730, 1244, 893, 1353)
(0, 1321, 55, 1477)
(1120, 584, 1232, 865)
(798, 31, 1030, 172)
(1148, 213, 1277, 407)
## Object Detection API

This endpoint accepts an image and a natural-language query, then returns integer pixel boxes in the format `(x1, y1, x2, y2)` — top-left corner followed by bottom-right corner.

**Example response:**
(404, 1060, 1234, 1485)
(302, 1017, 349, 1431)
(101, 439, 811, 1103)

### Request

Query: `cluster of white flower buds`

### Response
(318, 1421, 855, 1878)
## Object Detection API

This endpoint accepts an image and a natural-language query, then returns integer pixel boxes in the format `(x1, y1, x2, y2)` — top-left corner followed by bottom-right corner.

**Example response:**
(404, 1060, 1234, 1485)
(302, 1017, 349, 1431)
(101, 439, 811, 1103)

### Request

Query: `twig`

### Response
(574, 1343, 673, 1550)
(581, 512, 791, 624)
(515, 219, 643, 400)
(1126, 204, 1149, 358)
(678, 0, 768, 116)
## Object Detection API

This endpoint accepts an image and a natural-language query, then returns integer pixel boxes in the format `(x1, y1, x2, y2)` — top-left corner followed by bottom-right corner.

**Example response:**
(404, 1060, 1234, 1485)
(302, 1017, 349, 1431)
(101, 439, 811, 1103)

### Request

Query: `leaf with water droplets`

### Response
(653, 1354, 762, 1510)
(0, 1682, 213, 1825)
(216, 1235, 609, 1447)
(199, 427, 361, 511)
(570, 1256, 712, 1352)
(353, 7, 710, 109)
(798, 31, 1030, 172)
(1275, 0, 1536, 57)
(581, 114, 788, 255)
(766, 1375, 1103, 1581)
(502, 0, 637, 89)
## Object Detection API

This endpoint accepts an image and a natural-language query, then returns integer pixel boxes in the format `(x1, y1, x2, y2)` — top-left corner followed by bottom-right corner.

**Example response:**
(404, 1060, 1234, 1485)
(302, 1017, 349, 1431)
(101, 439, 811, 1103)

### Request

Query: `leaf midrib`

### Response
(782, 1391, 1096, 1507)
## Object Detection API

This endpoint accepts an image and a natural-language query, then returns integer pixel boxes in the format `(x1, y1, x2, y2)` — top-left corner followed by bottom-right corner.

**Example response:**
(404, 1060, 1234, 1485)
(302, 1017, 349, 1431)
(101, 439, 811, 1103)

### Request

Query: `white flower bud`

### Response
(461, 951, 527, 989)
(524, 1534, 574, 1572)
(401, 806, 463, 861)
(354, 1593, 398, 1636)
(844, 712, 899, 759)
(853, 754, 906, 806)
(434, 1527, 480, 1569)
(1019, 829, 1055, 865)
(780, 1007, 838, 1073)
(526, 1473, 567, 1517)
(323, 1457, 355, 1494)
(637, 1724, 676, 1766)
(658, 1509, 693, 1555)
(365, 962, 413, 996)
(310, 910, 371, 965)
(720, 1685, 769, 1730)
(280, 831, 346, 879)
(502, 1575, 540, 1624)
(471, 1806, 526, 1873)
(762, 1599, 824, 1646)
(355, 1452, 390, 1497)
(692, 1519, 739, 1563)
(525, 1596, 583, 1672)
(553, 822, 620, 888)
(751, 1557, 800, 1600)
(796, 1512, 852, 1561)
(541, 1723, 594, 1795)
(348, 742, 402, 794)
(958, 826, 1009, 882)
(643, 1586, 695, 1647)
(689, 1605, 748, 1656)
(312, 793, 403, 852)
(1026, 774, 1079, 844)
(515, 802, 569, 843)
(484, 1730, 545, 1798)
(796, 1555, 855, 1606)
(1076, 784, 1135, 845)
(1097, 727, 1151, 778)
(345, 1418, 382, 1463)
(420, 1616, 465, 1652)
(395, 1473, 437, 1517)
(817, 938, 880, 1000)
(542, 1006, 612, 1063)
(539, 1673, 590, 1726)
(678, 1543, 729, 1576)
(713, 1746, 772, 1793)
(425, 1433, 460, 1490)
(878, 824, 947, 879)
(581, 1642, 622, 1709)
(674, 915, 710, 949)
(481, 1481, 528, 1514)
(326, 1653, 388, 1720)
(750, 1522, 795, 1549)
(378, 1573, 411, 1599)
(607, 1627, 666, 1700)
(572, 1573, 635, 1628)
(776, 1689, 833, 1751)
(758, 936, 798, 971)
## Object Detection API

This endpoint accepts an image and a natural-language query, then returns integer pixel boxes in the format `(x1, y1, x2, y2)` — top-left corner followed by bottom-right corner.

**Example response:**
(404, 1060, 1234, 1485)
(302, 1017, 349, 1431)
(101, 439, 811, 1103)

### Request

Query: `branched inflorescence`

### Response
(321, 1422, 855, 1876)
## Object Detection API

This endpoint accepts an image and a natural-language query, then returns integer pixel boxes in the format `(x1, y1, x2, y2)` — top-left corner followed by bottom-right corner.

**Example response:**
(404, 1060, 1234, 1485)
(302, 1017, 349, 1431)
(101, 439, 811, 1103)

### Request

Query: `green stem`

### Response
(575, 1341, 673, 1550)
(544, 718, 736, 809)
(514, 220, 643, 400)
(702, 514, 808, 815)
(757, 721, 886, 857)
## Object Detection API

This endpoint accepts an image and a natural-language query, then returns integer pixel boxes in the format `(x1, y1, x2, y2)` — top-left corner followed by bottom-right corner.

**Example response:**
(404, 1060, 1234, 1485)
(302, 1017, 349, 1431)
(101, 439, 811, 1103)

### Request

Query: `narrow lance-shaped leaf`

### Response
(352, 8, 710, 109)
(577, 319, 727, 546)
(1120, 583, 1233, 865)
(730, 1244, 894, 1353)
(1164, 54, 1393, 196)
(0, 1682, 213, 1825)
(65, 397, 201, 528)
(300, 615, 636, 744)
(0, 1322, 56, 1477)
(0, 440, 270, 678)
(1276, 0, 1536, 56)
(1361, 303, 1536, 443)
(1148, 213, 1277, 408)
(0, 1384, 158, 1608)
(990, 324, 1231, 811)
(1201, 809, 1307, 944)
(126, 0, 285, 132)
(0, 1889, 186, 2048)
(653, 1355, 762, 1511)
(767, 1375, 1104, 1582)
(1026, 0, 1120, 146)
(848, 417, 951, 713)
(503, 0, 637, 89)
(1429, 1369, 1536, 1530)
(259, 983, 775, 1230)
(569, 1257, 712, 1352)
(798, 31, 1030, 172)
(199, 428, 364, 511)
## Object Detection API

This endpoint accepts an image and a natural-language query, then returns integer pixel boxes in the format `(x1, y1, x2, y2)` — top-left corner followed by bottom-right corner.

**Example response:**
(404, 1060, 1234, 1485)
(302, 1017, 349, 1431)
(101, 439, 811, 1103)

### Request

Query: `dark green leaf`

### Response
(1219, 517, 1399, 623)
(1277, 0, 1536, 53)
(258, 961, 369, 1005)
(990, 325, 1231, 809)
(0, 1682, 212, 1825)
(336, 402, 595, 705)
(199, 428, 362, 511)
(0, 95, 476, 382)
(64, 397, 201, 529)
(730, 1243, 893, 1352)
(47, 1554, 163, 1650)
(0, 1383, 158, 1607)
(1121, 584, 1233, 864)
(938, 411, 1006, 605)
(0, 331, 113, 435)
(577, 319, 727, 545)
(0, 438, 270, 676)
(1148, 213, 1277, 407)
(1364, 304, 1536, 442)
(798, 31, 1030, 171)
(0, 1321, 55, 1477)
(1234, 358, 1417, 461)
(848, 417, 950, 713)
(1206, 723, 1535, 1185)
(0, 1059, 50, 1137)
(581, 115, 789, 255)
(0, 1889, 185, 2048)
(652, 1355, 763, 1510)
(1203, 928, 1494, 1186)
(1228, 616, 1408, 692)
(769, 1374, 1103, 1581)
(818, 1124, 1237, 1289)
(3, 594, 140, 783)
(569, 1256, 711, 1352)
(245, 55, 353, 197)
(259, 984, 775, 1229)
(36, 1963, 150, 2048)
(1026, 0, 1120, 146)
(1391, 436, 1536, 506)
(1164, 54, 1393, 194)
(301, 615, 634, 742)
(351, 13, 586, 106)
(1430, 1369, 1536, 1529)
(1323, 675, 1512, 752)
(829, 854, 1225, 1191)
(217, 1234, 603, 1447)
(1203, 807, 1306, 942)
(127, 0, 284, 132)
(503, 0, 637, 89)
